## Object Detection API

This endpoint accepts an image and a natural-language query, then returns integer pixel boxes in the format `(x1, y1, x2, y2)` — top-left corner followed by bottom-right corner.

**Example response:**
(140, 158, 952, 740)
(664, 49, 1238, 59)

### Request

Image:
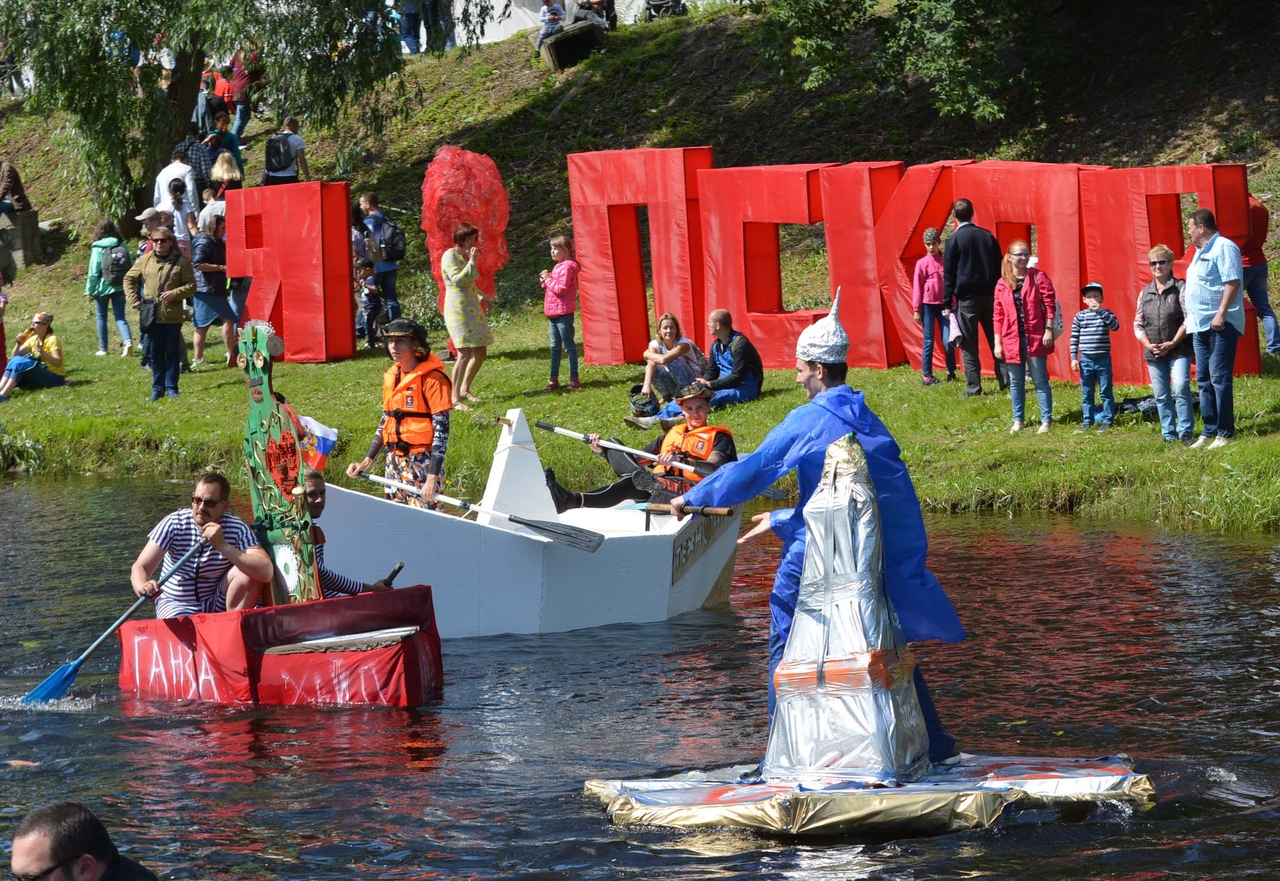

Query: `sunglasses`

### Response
(151, 237, 173, 243)
(191, 495, 223, 508)
(9, 859, 70, 881)
(1148, 259, 1169, 267)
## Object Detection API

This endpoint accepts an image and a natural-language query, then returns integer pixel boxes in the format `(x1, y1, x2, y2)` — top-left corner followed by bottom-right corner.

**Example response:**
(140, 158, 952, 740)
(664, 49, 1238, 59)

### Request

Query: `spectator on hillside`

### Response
(944, 198, 1007, 396)
(573, 0, 611, 29)
(629, 309, 763, 430)
(0, 311, 67, 402)
(125, 226, 196, 401)
(442, 222, 493, 409)
(172, 122, 213, 196)
(400, 0, 425, 53)
(0, 156, 31, 214)
(541, 234, 580, 391)
(157, 177, 198, 258)
(423, 0, 457, 49)
(912, 227, 955, 385)
(191, 214, 236, 368)
(153, 148, 197, 210)
(0, 289, 8, 373)
(262, 117, 309, 186)
(1134, 244, 1194, 445)
(536, 0, 565, 53)
(85, 219, 135, 358)
(1241, 195, 1278, 355)
(228, 47, 264, 139)
(360, 192, 401, 321)
(206, 111, 243, 173)
(992, 240, 1057, 434)
(1185, 208, 1244, 449)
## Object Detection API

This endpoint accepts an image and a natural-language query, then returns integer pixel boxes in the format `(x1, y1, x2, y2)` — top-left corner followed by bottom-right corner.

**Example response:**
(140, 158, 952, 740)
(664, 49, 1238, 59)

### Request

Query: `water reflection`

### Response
(0, 481, 1276, 878)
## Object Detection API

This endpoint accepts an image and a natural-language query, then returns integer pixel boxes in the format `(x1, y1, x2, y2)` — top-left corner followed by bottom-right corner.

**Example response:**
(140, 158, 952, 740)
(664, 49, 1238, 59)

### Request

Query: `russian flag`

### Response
(299, 416, 339, 472)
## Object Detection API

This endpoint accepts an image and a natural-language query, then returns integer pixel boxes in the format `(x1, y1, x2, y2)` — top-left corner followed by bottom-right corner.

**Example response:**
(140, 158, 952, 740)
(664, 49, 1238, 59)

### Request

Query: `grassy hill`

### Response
(3, 4, 1280, 531)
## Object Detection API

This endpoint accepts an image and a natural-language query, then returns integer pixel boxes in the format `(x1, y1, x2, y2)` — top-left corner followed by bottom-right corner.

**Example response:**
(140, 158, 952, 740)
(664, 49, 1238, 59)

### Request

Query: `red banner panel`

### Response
(567, 147, 714, 362)
(225, 182, 356, 363)
(1079, 164, 1258, 380)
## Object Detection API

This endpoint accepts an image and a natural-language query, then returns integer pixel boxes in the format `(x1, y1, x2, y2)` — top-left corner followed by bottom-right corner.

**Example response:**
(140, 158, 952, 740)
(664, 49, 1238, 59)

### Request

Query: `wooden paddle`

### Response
(533, 420, 786, 501)
(640, 502, 734, 516)
(356, 471, 605, 553)
(24, 537, 209, 704)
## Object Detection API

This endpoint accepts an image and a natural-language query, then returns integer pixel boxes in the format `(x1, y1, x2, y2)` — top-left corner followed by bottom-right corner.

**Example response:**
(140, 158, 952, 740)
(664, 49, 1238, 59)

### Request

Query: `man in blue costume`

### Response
(669, 290, 966, 762)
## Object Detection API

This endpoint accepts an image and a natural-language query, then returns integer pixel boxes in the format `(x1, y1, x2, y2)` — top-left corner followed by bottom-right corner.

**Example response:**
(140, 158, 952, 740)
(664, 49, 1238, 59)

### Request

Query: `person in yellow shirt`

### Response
(0, 312, 66, 401)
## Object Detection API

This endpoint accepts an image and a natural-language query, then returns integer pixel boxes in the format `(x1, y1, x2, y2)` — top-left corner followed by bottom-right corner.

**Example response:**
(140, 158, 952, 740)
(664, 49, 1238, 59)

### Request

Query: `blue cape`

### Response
(684, 385, 965, 645)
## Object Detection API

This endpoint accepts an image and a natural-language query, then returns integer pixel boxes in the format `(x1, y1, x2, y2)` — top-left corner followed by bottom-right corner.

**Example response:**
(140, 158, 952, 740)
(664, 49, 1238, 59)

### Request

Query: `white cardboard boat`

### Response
(321, 408, 742, 639)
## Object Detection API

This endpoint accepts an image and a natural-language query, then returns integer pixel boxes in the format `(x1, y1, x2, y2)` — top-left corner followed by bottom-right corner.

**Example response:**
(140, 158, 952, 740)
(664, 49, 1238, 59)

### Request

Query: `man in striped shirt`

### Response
(130, 472, 273, 618)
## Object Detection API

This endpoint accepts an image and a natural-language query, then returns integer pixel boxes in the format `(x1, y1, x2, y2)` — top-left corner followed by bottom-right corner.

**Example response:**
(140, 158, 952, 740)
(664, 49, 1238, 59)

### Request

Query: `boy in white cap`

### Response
(669, 290, 966, 763)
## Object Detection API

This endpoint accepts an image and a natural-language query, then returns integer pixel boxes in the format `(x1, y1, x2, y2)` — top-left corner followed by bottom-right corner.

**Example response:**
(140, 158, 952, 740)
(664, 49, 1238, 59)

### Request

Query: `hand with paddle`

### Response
(26, 535, 211, 703)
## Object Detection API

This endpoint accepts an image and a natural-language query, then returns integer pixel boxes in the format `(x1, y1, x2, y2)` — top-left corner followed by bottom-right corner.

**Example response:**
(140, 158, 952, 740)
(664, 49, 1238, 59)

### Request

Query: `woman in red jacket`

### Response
(992, 240, 1057, 433)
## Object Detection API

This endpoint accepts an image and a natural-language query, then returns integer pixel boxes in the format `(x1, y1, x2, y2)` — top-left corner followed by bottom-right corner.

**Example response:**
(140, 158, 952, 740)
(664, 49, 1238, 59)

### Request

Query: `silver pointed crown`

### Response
(795, 287, 848, 363)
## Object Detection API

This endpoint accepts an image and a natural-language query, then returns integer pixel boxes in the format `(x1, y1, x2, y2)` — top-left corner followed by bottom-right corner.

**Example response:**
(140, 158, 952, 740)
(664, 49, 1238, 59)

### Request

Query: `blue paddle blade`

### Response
(22, 661, 81, 704)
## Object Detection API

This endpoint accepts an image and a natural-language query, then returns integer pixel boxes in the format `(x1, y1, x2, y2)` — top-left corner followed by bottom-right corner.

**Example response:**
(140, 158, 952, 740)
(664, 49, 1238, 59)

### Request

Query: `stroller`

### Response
(643, 0, 687, 20)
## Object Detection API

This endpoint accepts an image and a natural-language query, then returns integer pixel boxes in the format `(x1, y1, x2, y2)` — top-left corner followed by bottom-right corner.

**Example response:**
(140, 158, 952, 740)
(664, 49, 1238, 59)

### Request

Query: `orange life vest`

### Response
(381, 354, 451, 451)
(654, 423, 732, 482)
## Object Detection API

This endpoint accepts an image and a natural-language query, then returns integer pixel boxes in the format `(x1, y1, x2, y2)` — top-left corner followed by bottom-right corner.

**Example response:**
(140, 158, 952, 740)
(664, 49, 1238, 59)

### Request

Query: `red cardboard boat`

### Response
(118, 584, 443, 708)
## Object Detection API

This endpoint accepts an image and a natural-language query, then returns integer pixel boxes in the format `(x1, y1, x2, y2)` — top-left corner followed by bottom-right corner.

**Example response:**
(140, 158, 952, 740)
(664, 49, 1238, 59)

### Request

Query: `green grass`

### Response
(5, 5, 1280, 532)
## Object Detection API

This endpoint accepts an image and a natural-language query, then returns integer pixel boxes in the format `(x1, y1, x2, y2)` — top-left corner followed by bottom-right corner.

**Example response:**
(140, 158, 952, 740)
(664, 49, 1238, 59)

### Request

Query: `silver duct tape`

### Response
(763, 434, 929, 784)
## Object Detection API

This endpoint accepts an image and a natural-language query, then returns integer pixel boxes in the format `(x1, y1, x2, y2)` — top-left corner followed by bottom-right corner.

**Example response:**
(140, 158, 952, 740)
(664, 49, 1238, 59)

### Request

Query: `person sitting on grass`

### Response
(545, 385, 736, 512)
(638, 311, 704, 405)
(627, 309, 763, 430)
(0, 312, 66, 402)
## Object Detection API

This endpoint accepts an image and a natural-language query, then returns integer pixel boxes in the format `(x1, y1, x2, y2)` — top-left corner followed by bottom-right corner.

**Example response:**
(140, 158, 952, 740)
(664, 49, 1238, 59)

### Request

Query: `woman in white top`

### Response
(640, 312, 704, 401)
(158, 178, 199, 259)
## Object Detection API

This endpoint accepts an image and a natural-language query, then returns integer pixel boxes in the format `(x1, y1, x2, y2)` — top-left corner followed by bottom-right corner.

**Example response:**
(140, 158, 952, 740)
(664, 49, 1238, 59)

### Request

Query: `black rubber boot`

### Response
(544, 467, 578, 514)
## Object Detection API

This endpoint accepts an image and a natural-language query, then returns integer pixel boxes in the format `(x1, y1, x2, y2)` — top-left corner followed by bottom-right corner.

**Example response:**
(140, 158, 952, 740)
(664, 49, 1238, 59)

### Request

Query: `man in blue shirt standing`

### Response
(668, 292, 965, 763)
(360, 192, 401, 322)
(1185, 208, 1244, 449)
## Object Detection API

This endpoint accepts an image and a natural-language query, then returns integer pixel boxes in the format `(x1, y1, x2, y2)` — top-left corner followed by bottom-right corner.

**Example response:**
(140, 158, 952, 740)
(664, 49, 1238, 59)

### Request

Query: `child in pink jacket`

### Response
(540, 235, 580, 391)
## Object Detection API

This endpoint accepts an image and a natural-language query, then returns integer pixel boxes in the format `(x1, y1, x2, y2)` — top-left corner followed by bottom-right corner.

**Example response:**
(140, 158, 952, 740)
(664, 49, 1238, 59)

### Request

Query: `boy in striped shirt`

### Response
(1070, 283, 1120, 430)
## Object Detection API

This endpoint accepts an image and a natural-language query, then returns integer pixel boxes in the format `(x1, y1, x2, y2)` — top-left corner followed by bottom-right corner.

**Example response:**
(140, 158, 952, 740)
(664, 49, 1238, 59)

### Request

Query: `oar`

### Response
(621, 502, 736, 516)
(533, 420, 786, 501)
(356, 471, 605, 553)
(23, 537, 209, 704)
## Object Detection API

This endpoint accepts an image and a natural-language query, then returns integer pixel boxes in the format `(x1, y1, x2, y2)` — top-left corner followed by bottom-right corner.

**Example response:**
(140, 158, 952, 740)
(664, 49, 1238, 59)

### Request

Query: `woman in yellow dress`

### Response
(441, 222, 493, 410)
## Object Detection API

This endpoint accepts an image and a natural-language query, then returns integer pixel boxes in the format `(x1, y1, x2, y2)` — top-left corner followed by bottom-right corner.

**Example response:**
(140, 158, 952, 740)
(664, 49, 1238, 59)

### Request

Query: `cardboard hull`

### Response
(118, 585, 443, 707)
(321, 409, 742, 639)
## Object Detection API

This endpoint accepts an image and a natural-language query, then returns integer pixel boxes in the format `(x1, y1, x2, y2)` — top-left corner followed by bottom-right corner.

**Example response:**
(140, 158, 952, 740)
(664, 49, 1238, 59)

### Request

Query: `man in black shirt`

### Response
(943, 198, 1007, 395)
(10, 802, 159, 881)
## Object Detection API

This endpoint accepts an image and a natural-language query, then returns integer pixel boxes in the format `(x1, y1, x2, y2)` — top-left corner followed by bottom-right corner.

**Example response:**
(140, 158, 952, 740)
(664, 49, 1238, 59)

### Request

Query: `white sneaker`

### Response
(1188, 436, 1211, 449)
(121, 340, 133, 357)
(94, 349, 107, 356)
(1010, 421, 1024, 433)
(1037, 422, 1051, 434)
(1208, 436, 1230, 450)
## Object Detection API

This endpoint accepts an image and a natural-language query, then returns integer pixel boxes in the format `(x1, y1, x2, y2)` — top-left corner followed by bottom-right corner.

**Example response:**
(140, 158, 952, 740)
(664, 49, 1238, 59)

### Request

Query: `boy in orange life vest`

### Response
(544, 385, 736, 512)
(346, 319, 453, 508)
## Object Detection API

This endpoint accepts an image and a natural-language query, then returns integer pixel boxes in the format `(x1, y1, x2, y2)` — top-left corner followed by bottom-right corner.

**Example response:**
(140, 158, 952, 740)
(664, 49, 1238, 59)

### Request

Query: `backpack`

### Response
(264, 132, 295, 173)
(364, 217, 407, 263)
(101, 243, 132, 287)
(380, 220, 407, 262)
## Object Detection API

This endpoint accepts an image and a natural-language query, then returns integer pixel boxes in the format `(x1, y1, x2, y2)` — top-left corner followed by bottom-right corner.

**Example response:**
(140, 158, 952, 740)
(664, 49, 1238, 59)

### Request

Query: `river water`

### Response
(0, 479, 1277, 879)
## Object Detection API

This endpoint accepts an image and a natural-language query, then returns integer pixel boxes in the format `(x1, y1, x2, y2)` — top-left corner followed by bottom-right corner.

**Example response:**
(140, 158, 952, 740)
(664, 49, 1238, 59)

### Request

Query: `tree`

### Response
(0, 0, 408, 219)
(751, 0, 1060, 122)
